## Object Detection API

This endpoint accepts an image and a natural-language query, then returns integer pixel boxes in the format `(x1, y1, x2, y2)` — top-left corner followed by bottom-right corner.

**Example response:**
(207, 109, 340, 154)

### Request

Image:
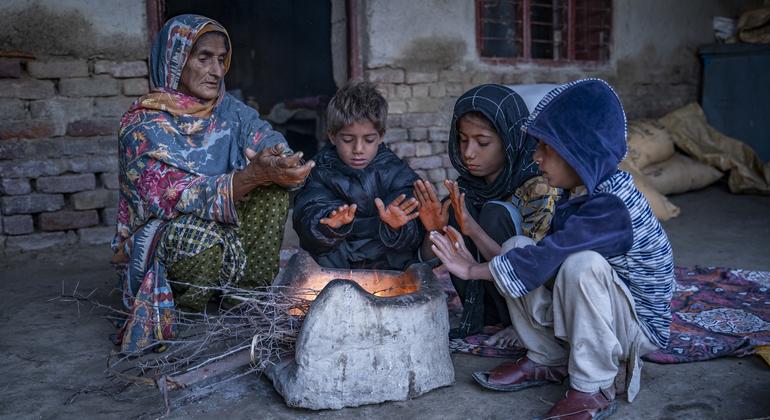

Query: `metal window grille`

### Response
(477, 0, 611, 63)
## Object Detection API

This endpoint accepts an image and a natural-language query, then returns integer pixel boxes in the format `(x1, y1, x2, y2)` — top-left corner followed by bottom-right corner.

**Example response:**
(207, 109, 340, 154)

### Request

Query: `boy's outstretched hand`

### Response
(429, 226, 477, 280)
(375, 194, 419, 230)
(320, 204, 357, 229)
(413, 180, 450, 232)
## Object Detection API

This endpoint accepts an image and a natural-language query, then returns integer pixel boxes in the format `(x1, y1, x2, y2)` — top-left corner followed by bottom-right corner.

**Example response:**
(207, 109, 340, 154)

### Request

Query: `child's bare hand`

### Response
(430, 226, 476, 279)
(319, 204, 357, 229)
(445, 180, 480, 235)
(413, 179, 450, 232)
(375, 194, 419, 230)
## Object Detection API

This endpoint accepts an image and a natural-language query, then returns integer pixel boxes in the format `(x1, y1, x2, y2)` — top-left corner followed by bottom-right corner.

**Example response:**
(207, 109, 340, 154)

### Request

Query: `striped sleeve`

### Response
(488, 193, 634, 299)
(602, 171, 674, 348)
(490, 254, 530, 298)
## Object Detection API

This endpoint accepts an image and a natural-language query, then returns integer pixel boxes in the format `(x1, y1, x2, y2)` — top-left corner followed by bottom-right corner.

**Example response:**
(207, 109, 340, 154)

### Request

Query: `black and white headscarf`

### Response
(448, 84, 540, 208)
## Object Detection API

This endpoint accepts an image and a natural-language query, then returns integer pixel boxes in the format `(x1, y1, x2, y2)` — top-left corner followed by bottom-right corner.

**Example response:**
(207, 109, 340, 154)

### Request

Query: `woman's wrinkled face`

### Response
(178, 32, 227, 100)
(457, 114, 506, 184)
(329, 120, 383, 169)
(532, 140, 582, 189)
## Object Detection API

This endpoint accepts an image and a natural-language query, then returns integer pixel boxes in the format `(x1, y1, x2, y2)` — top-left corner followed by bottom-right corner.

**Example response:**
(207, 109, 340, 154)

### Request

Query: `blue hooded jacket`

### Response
(488, 79, 675, 348)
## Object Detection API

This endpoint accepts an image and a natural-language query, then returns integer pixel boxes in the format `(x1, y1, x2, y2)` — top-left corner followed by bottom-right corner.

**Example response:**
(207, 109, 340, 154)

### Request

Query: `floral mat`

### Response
(644, 266, 770, 363)
(443, 266, 770, 363)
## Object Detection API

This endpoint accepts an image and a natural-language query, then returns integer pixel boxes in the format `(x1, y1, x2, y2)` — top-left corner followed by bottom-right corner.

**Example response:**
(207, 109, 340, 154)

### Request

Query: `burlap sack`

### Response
(619, 160, 681, 221)
(738, 7, 770, 44)
(659, 103, 770, 195)
(642, 152, 724, 195)
(626, 120, 676, 169)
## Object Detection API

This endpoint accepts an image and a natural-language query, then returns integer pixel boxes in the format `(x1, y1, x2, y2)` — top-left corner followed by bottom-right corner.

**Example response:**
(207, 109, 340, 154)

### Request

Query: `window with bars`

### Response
(476, 0, 611, 63)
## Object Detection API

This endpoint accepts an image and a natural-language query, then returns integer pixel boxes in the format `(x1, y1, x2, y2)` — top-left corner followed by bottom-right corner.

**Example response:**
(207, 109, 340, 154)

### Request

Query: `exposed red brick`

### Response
(38, 210, 99, 231)
(66, 118, 119, 137)
(0, 120, 56, 140)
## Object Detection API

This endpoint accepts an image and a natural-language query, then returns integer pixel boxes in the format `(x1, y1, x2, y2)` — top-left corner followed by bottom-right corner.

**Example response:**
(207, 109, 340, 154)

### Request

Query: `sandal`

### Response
(472, 356, 567, 392)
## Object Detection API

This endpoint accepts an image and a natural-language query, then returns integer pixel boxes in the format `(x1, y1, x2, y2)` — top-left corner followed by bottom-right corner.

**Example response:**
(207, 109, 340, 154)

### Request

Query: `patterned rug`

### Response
(448, 325, 527, 358)
(644, 266, 770, 363)
(435, 267, 527, 358)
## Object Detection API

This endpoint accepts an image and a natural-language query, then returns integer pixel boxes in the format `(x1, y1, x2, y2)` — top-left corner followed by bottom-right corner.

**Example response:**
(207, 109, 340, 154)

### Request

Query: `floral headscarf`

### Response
(145, 14, 232, 118)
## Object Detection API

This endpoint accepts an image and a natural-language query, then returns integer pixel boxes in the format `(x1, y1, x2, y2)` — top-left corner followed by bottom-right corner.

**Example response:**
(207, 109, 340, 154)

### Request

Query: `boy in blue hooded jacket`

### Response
(430, 79, 674, 419)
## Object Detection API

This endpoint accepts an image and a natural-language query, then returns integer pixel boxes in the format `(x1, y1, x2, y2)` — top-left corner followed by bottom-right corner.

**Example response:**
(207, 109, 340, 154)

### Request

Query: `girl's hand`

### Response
(445, 179, 481, 236)
(320, 204, 357, 229)
(429, 226, 477, 280)
(413, 180, 450, 232)
(375, 194, 420, 229)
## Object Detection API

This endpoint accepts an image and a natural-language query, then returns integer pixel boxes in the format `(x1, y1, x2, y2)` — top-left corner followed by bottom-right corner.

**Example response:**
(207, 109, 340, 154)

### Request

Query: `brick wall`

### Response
(366, 64, 698, 197)
(0, 57, 148, 253)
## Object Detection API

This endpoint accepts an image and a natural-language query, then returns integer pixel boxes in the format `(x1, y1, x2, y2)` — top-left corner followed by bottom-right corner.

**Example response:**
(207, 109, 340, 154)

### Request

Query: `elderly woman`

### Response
(112, 15, 313, 354)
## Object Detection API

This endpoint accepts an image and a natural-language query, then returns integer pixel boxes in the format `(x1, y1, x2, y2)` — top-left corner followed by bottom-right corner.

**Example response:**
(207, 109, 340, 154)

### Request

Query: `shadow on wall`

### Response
(396, 36, 467, 71)
(0, 4, 145, 59)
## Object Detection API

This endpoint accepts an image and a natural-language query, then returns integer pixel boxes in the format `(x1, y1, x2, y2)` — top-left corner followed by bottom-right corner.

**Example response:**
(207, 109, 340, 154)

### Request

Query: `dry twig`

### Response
(56, 281, 313, 413)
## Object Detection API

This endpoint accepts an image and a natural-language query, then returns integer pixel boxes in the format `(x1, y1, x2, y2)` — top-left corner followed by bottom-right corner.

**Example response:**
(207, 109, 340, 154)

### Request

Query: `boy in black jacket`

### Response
(292, 82, 424, 270)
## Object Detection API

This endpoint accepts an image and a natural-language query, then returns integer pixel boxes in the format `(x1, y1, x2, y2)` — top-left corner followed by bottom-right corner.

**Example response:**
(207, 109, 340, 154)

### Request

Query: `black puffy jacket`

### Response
(292, 144, 424, 270)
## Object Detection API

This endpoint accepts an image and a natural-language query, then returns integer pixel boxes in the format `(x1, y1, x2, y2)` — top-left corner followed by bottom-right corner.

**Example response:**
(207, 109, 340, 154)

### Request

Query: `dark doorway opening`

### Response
(164, 0, 338, 158)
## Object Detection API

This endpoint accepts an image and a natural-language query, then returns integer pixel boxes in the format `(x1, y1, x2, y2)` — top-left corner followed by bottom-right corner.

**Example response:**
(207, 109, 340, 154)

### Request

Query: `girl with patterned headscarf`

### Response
(112, 15, 313, 354)
(414, 84, 559, 344)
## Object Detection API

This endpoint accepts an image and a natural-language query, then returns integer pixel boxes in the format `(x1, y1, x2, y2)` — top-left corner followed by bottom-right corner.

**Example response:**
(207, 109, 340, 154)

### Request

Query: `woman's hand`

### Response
(445, 179, 481, 236)
(233, 144, 315, 200)
(258, 143, 315, 188)
(413, 180, 450, 232)
(429, 226, 478, 280)
(319, 204, 357, 229)
(375, 194, 420, 230)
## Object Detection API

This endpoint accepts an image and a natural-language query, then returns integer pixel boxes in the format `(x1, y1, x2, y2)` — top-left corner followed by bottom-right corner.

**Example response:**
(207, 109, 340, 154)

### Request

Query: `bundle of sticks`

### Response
(59, 282, 314, 411)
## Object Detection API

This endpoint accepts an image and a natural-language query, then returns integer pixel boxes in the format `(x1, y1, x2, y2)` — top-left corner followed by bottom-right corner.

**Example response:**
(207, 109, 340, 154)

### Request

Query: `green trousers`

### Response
(163, 186, 289, 311)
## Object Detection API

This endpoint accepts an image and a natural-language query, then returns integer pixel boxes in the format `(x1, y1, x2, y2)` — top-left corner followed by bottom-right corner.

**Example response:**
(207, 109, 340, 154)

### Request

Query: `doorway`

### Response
(164, 0, 340, 158)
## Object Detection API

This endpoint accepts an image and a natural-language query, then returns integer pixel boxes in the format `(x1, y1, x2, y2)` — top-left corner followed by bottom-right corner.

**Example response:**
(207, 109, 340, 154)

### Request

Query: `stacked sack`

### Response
(621, 119, 723, 221)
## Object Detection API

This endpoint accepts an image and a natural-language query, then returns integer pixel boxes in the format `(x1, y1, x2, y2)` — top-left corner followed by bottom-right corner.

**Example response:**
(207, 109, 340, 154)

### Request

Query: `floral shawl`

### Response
(112, 14, 287, 354)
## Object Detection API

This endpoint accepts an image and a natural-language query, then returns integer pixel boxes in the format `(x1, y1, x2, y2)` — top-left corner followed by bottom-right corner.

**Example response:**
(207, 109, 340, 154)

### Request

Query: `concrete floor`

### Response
(1, 183, 769, 419)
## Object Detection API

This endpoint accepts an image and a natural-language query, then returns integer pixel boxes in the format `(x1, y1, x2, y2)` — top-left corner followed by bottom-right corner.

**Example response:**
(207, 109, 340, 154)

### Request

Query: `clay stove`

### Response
(266, 251, 455, 410)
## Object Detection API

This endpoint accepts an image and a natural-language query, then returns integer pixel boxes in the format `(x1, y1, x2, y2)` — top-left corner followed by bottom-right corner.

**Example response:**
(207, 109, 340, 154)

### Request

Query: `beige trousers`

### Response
(494, 236, 657, 401)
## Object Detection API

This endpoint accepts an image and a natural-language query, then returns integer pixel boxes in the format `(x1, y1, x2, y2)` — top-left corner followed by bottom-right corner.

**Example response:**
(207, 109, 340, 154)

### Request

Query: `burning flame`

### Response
(294, 269, 419, 301)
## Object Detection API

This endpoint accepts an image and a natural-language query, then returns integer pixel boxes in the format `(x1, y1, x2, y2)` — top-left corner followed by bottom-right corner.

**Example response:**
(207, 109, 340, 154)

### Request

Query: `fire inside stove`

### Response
(297, 270, 420, 299)
(274, 254, 423, 314)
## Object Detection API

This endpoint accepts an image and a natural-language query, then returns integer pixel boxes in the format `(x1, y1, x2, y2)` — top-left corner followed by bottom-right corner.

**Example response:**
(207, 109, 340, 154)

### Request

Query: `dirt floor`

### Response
(1, 182, 769, 419)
